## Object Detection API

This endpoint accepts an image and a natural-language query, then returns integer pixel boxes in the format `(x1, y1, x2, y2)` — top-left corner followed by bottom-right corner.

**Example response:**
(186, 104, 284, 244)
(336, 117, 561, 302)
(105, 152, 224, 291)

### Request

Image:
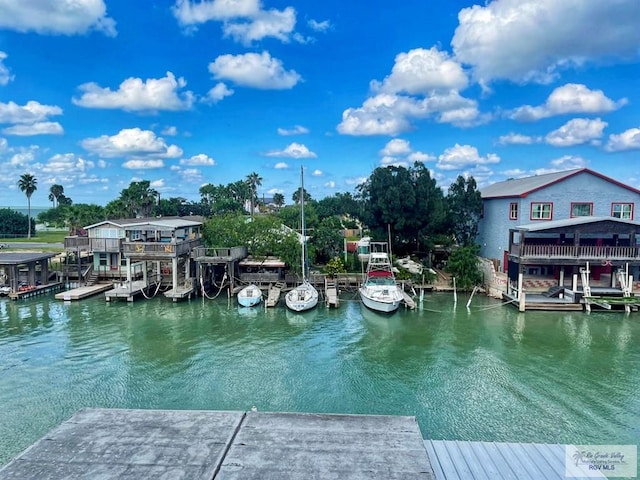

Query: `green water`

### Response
(0, 293, 638, 466)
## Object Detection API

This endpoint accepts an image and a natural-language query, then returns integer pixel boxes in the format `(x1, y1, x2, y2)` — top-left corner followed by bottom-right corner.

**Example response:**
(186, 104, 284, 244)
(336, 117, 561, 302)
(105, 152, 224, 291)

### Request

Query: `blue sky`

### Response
(0, 0, 639, 208)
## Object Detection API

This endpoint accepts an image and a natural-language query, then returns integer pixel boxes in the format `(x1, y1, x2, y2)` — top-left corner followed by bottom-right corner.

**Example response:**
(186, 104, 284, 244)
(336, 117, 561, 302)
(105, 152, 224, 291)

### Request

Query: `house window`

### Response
(612, 203, 633, 219)
(509, 203, 518, 220)
(571, 202, 593, 217)
(530, 202, 552, 220)
(99, 253, 107, 267)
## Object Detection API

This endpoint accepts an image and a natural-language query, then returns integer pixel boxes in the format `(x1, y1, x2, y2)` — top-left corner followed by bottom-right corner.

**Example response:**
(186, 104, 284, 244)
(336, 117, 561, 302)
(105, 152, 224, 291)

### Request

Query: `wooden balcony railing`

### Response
(64, 237, 123, 252)
(64, 236, 91, 251)
(122, 238, 202, 257)
(511, 244, 640, 260)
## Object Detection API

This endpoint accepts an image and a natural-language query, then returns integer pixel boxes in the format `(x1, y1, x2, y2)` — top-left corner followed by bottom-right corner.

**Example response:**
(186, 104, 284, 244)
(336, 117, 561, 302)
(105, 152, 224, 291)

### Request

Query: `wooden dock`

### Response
(55, 284, 114, 301)
(266, 281, 284, 307)
(105, 280, 156, 302)
(163, 279, 195, 302)
(325, 278, 339, 307)
(8, 282, 63, 301)
(402, 291, 416, 309)
(0, 408, 433, 479)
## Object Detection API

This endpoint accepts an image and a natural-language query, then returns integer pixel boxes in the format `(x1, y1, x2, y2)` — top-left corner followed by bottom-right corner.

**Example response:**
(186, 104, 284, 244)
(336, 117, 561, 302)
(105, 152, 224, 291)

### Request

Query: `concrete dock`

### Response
(0, 408, 434, 479)
(54, 284, 114, 301)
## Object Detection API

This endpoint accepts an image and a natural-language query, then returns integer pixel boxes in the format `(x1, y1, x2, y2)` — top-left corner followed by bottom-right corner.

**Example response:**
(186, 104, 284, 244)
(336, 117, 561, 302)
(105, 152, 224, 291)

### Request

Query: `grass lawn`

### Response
(0, 231, 67, 243)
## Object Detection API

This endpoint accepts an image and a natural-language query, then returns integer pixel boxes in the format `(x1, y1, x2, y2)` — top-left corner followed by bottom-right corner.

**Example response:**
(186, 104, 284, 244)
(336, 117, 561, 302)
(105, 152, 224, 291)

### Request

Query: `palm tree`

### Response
(273, 192, 285, 209)
(48, 184, 64, 208)
(17, 173, 37, 239)
(246, 172, 263, 219)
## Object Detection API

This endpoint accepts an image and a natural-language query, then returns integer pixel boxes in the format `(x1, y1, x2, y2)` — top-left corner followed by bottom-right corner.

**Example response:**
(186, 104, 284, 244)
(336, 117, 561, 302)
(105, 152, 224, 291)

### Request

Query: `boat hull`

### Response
(285, 283, 318, 312)
(237, 285, 262, 307)
(359, 287, 401, 313)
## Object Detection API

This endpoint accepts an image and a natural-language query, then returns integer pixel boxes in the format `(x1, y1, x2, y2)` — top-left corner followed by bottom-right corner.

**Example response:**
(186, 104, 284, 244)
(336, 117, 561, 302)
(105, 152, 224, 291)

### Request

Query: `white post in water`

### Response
(453, 277, 457, 304)
(518, 272, 525, 312)
(466, 286, 477, 308)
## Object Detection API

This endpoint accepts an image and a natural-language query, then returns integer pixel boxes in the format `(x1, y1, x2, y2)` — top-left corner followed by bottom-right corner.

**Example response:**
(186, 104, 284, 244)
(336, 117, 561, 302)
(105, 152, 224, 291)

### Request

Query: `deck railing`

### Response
(122, 238, 202, 257)
(512, 244, 640, 260)
(192, 246, 248, 261)
(64, 236, 91, 251)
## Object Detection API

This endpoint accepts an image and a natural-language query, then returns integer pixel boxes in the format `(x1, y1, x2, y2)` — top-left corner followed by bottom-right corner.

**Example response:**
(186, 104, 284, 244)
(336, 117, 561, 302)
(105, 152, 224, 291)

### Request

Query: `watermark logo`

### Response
(565, 445, 637, 478)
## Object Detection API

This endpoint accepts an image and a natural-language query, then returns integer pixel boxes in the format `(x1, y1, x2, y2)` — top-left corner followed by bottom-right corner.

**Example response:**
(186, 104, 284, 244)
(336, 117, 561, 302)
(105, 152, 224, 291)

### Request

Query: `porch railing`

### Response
(511, 244, 640, 259)
(122, 238, 202, 257)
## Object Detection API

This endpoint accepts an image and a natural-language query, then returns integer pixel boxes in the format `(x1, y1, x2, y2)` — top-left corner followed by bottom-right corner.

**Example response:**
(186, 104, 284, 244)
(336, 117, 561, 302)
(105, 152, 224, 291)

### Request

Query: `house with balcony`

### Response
(477, 168, 640, 298)
(64, 216, 203, 300)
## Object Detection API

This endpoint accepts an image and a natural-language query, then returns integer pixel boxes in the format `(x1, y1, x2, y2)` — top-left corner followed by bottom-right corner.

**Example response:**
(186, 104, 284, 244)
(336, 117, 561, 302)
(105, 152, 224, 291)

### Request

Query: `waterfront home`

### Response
(478, 168, 640, 273)
(64, 216, 203, 286)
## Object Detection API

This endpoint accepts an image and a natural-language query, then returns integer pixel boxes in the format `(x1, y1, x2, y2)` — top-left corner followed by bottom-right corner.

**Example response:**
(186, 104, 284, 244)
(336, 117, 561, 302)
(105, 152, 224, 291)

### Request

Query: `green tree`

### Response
(446, 245, 482, 290)
(48, 184, 64, 208)
(309, 216, 344, 263)
(292, 187, 312, 205)
(325, 257, 347, 277)
(273, 192, 285, 209)
(447, 175, 482, 246)
(17, 173, 37, 238)
(246, 172, 263, 219)
(0, 208, 33, 236)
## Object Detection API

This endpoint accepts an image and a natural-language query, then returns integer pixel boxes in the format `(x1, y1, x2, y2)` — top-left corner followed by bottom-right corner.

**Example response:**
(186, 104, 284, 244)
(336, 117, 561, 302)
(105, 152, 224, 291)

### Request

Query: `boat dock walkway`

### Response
(402, 291, 416, 309)
(266, 281, 284, 307)
(55, 284, 114, 301)
(105, 280, 155, 302)
(0, 408, 433, 480)
(163, 281, 195, 302)
(325, 279, 339, 308)
(7, 282, 63, 301)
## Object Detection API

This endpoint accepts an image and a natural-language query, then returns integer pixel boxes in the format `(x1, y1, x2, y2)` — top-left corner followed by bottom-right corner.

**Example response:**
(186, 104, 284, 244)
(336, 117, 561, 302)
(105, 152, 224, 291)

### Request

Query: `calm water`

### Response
(0, 293, 639, 465)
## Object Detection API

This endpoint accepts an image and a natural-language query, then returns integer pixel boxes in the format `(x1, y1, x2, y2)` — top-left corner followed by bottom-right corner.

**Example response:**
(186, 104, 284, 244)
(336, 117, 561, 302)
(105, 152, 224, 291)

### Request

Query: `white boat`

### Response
(359, 243, 403, 313)
(285, 167, 318, 312)
(0, 285, 10, 296)
(237, 284, 262, 307)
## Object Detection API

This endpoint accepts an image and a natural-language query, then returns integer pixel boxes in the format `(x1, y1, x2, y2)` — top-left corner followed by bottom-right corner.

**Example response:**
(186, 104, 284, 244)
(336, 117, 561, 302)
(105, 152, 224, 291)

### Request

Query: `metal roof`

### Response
(514, 216, 640, 232)
(480, 168, 640, 199)
(425, 440, 605, 480)
(85, 216, 202, 230)
(0, 252, 56, 265)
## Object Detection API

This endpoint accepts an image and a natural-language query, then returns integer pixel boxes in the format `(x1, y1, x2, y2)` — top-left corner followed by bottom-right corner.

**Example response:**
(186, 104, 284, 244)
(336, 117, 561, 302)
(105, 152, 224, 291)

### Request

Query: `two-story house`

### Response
(477, 168, 640, 293)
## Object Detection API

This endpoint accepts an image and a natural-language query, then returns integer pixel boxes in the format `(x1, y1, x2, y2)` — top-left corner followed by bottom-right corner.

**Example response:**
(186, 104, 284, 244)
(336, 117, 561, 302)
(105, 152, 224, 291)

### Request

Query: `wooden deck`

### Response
(266, 282, 284, 307)
(425, 440, 605, 480)
(104, 280, 156, 302)
(54, 284, 114, 301)
(7, 282, 64, 301)
(0, 408, 433, 480)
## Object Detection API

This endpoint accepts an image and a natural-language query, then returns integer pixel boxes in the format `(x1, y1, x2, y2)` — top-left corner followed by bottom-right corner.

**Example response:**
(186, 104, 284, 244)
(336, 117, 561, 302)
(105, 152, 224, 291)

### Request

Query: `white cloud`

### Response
(605, 127, 640, 152)
(274, 162, 289, 169)
(372, 47, 468, 95)
(73, 72, 194, 112)
(436, 144, 500, 171)
(0, 51, 13, 85)
(265, 142, 316, 158)
(509, 84, 625, 122)
(173, 0, 296, 44)
(150, 179, 165, 189)
(452, 0, 640, 85)
(345, 176, 368, 186)
(408, 151, 435, 162)
(209, 51, 301, 89)
(81, 128, 183, 159)
(41, 153, 94, 174)
(2, 122, 63, 136)
(308, 19, 330, 32)
(380, 138, 411, 156)
(549, 155, 589, 170)
(380, 156, 409, 168)
(206, 82, 234, 103)
(173, 0, 260, 24)
(311, 169, 323, 177)
(497, 133, 538, 145)
(180, 153, 216, 166)
(324, 180, 336, 188)
(161, 126, 178, 136)
(545, 118, 607, 147)
(122, 159, 165, 169)
(0, 101, 62, 124)
(0, 0, 116, 36)
(278, 125, 309, 136)
(223, 7, 296, 45)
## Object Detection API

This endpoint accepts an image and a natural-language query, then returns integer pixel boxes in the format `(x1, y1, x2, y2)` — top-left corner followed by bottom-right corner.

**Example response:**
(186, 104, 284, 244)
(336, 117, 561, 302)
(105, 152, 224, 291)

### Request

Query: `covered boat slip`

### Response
(0, 408, 434, 480)
(0, 252, 61, 300)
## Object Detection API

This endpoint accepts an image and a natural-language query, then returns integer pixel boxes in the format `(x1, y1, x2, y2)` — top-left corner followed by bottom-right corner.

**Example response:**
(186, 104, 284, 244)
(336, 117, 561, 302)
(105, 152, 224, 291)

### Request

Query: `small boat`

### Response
(237, 284, 262, 307)
(359, 242, 403, 313)
(0, 285, 10, 296)
(285, 167, 318, 313)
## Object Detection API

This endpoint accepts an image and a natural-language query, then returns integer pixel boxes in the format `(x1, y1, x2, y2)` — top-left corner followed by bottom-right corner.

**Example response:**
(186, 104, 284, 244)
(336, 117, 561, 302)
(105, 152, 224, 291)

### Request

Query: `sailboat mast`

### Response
(300, 166, 306, 281)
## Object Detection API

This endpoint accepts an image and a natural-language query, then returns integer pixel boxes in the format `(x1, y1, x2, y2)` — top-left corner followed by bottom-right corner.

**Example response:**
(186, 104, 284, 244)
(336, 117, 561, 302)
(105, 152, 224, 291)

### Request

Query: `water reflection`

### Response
(0, 294, 639, 467)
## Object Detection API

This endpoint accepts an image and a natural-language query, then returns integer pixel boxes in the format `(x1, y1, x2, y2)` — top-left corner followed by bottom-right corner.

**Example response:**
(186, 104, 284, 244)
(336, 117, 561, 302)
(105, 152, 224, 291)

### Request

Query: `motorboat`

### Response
(359, 243, 403, 313)
(237, 284, 262, 307)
